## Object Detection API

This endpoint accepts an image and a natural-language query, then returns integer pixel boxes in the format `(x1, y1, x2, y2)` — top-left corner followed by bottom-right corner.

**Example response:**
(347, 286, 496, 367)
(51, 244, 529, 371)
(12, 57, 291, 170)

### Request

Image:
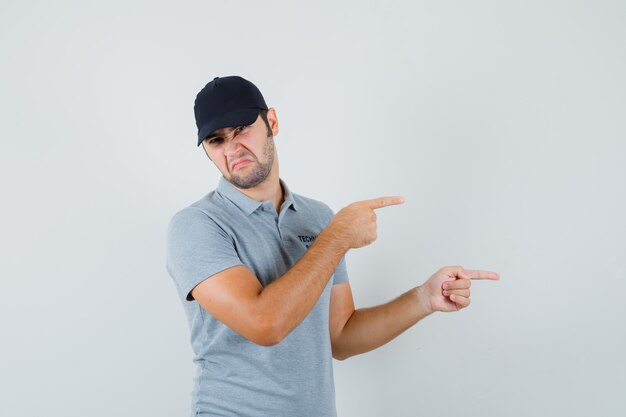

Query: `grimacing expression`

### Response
(202, 116, 275, 189)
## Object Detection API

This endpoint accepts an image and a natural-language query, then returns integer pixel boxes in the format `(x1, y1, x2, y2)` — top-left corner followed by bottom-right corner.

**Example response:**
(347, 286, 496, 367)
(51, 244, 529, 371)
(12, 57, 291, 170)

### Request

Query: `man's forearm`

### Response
(332, 286, 433, 360)
(256, 227, 347, 344)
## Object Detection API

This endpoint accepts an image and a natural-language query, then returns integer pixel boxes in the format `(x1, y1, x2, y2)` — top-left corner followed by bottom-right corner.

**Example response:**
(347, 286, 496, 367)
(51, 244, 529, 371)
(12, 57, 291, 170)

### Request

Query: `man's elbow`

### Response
(252, 335, 283, 347)
(252, 314, 287, 347)
(253, 332, 284, 347)
(331, 344, 351, 361)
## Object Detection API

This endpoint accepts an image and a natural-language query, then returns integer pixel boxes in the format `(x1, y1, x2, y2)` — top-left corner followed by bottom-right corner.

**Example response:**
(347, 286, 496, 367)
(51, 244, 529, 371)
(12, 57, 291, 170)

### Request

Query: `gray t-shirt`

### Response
(166, 176, 349, 417)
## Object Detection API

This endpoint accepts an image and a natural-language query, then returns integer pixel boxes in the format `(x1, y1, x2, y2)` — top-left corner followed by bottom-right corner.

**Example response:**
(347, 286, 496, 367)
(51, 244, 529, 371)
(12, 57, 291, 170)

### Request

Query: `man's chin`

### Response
(228, 172, 268, 190)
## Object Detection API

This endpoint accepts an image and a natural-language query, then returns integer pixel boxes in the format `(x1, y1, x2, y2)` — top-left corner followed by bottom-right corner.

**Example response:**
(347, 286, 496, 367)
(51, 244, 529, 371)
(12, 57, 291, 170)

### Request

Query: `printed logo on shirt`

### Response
(298, 235, 317, 248)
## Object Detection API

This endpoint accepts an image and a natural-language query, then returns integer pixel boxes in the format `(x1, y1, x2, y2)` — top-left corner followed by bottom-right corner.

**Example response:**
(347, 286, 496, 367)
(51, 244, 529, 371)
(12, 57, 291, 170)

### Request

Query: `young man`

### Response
(166, 76, 500, 417)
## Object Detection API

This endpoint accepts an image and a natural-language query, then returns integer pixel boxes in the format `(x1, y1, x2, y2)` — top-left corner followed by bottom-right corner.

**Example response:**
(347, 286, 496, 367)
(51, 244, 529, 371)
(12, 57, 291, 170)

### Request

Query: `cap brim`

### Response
(197, 108, 262, 146)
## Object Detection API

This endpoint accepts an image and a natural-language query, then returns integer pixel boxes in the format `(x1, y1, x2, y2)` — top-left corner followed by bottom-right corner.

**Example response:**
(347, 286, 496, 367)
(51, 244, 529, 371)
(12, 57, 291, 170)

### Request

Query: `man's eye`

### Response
(207, 137, 223, 145)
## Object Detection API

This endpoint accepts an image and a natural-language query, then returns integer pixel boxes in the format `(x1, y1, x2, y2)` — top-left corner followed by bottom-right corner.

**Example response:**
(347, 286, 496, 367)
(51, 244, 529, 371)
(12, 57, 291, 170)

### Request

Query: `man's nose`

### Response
(223, 134, 243, 156)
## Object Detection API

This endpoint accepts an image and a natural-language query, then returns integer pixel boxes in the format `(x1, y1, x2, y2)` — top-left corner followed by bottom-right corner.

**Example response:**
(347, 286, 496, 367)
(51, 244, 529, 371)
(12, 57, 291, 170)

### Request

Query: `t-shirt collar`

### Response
(216, 176, 298, 216)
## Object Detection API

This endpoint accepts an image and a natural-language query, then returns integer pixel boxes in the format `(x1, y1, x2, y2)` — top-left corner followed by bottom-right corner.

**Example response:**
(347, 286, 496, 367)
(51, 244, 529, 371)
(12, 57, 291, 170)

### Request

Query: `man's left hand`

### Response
(419, 266, 500, 313)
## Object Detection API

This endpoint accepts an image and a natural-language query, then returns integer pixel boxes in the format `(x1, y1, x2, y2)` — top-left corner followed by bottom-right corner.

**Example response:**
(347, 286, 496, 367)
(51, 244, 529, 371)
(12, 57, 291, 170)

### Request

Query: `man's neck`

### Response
(231, 169, 284, 213)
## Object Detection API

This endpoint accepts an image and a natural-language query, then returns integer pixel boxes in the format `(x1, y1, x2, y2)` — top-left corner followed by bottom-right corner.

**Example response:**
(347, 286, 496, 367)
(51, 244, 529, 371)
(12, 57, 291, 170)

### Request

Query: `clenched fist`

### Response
(327, 196, 404, 249)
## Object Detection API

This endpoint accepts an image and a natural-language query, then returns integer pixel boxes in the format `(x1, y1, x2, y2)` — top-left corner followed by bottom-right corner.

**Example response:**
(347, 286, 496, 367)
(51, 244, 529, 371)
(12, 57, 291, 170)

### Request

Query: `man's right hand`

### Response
(327, 196, 405, 249)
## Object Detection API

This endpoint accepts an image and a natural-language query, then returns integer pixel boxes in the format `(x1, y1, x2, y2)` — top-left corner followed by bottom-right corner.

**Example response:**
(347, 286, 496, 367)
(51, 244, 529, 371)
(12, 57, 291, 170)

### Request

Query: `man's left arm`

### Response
(329, 266, 500, 361)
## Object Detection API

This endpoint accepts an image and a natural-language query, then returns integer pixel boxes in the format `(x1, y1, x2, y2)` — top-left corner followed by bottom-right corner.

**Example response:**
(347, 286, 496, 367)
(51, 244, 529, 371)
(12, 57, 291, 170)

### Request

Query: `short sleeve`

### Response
(319, 202, 350, 285)
(332, 255, 349, 285)
(166, 208, 244, 301)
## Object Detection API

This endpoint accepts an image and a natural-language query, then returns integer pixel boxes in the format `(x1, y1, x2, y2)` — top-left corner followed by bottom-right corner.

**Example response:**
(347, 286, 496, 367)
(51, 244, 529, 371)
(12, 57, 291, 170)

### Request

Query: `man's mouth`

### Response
(231, 159, 252, 171)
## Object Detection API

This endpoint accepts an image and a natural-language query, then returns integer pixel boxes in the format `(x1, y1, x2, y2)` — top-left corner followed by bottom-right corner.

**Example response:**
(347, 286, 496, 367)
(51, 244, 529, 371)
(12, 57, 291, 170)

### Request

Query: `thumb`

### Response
(458, 271, 471, 280)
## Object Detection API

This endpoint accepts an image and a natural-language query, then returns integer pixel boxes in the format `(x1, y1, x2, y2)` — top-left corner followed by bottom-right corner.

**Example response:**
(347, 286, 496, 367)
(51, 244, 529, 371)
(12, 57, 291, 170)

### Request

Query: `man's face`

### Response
(201, 110, 278, 189)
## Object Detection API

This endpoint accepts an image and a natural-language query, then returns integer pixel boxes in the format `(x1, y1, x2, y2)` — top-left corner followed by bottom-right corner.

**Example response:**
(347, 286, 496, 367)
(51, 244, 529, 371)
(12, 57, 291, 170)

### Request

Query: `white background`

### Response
(1, 1, 625, 416)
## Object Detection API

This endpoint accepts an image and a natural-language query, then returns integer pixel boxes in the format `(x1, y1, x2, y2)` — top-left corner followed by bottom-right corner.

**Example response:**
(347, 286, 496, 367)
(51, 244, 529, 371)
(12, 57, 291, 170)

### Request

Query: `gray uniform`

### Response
(166, 176, 349, 417)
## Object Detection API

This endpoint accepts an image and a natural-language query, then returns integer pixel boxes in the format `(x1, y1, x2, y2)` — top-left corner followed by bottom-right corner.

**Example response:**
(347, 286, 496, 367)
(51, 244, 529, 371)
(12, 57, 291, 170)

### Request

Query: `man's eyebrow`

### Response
(205, 126, 237, 141)
(204, 130, 228, 141)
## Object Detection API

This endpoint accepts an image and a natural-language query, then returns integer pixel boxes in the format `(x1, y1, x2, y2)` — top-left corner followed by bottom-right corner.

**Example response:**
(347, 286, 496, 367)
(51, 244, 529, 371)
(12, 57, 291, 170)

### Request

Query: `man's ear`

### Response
(267, 107, 280, 137)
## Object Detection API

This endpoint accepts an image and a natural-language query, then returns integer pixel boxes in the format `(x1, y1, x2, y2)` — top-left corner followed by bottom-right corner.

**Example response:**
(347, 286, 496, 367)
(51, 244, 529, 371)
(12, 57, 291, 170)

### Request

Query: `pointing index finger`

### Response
(463, 270, 500, 280)
(363, 196, 405, 210)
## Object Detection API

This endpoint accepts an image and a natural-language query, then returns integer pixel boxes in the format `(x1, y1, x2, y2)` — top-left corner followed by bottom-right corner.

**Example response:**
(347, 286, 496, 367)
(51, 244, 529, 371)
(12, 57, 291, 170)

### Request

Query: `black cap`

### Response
(194, 76, 269, 146)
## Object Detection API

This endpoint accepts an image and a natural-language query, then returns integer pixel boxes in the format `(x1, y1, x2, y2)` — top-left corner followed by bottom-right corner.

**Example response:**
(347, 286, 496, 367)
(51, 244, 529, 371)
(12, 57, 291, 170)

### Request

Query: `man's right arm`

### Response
(190, 196, 404, 346)
(191, 227, 347, 346)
